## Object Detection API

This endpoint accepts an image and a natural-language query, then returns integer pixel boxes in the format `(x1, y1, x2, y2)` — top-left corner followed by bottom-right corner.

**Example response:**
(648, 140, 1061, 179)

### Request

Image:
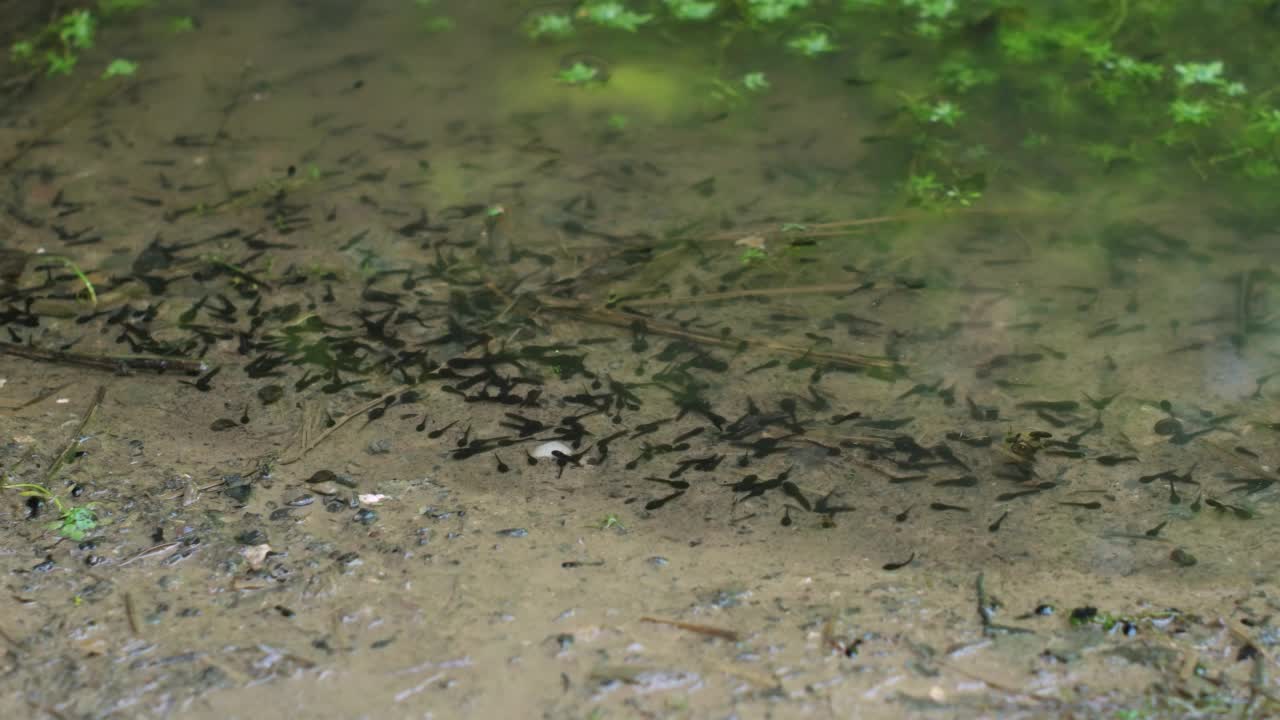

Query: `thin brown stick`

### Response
(123, 592, 141, 637)
(696, 213, 916, 243)
(45, 385, 105, 483)
(278, 384, 414, 465)
(618, 282, 871, 308)
(0, 341, 207, 375)
(0, 381, 73, 411)
(543, 302, 897, 371)
(120, 541, 183, 567)
(640, 616, 740, 642)
(1228, 619, 1278, 667)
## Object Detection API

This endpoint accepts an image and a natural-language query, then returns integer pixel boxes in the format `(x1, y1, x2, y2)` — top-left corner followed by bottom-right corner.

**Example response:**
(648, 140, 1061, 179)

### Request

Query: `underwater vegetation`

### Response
(507, 0, 1280, 206)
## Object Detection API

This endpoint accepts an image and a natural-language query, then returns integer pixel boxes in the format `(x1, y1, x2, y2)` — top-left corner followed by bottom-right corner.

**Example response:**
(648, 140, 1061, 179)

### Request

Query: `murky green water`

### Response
(1, 2, 1278, 718)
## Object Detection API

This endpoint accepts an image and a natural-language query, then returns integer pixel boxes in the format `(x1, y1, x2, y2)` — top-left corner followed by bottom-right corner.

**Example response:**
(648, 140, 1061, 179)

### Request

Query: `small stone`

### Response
(367, 439, 392, 455)
(307, 469, 337, 484)
(242, 544, 272, 571)
(287, 494, 315, 507)
(354, 508, 378, 525)
(1170, 547, 1198, 567)
(496, 528, 528, 538)
(210, 418, 239, 432)
(1153, 418, 1183, 436)
(647, 556, 669, 567)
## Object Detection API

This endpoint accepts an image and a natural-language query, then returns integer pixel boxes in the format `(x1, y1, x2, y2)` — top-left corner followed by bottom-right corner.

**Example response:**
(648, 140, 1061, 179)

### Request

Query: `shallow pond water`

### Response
(1, 2, 1278, 719)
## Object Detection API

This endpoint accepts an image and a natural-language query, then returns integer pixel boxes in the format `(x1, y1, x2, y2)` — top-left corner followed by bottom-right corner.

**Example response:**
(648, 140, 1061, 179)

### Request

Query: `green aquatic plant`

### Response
(4, 482, 99, 541)
(43, 255, 98, 306)
(665, 0, 719, 21)
(557, 61, 602, 86)
(746, 0, 811, 23)
(169, 16, 196, 33)
(786, 28, 835, 57)
(499, 0, 1280, 203)
(9, 3, 155, 80)
(102, 58, 138, 79)
(596, 512, 625, 531)
(580, 2, 654, 31)
(526, 12, 575, 40)
(741, 71, 769, 92)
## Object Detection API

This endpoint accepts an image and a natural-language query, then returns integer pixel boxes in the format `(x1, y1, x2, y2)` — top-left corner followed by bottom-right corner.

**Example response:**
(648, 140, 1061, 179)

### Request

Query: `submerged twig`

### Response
(119, 541, 183, 567)
(618, 282, 872, 308)
(639, 616, 740, 642)
(0, 341, 207, 375)
(542, 300, 896, 371)
(0, 382, 73, 411)
(123, 592, 141, 637)
(278, 384, 414, 465)
(45, 385, 105, 483)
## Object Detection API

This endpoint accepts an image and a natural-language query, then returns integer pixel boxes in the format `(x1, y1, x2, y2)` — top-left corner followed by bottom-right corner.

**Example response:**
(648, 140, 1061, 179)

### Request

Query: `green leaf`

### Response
(742, 71, 769, 92)
(1174, 60, 1224, 87)
(45, 51, 78, 77)
(664, 0, 719, 21)
(103, 58, 138, 79)
(581, 2, 653, 31)
(557, 61, 601, 85)
(59, 10, 96, 50)
(526, 13, 574, 39)
(10, 40, 35, 61)
(786, 30, 836, 57)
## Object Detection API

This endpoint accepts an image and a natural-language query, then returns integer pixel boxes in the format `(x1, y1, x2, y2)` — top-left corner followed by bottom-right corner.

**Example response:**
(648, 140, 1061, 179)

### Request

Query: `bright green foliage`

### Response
(786, 29, 835, 57)
(1169, 99, 1213, 126)
(1174, 61, 1224, 88)
(45, 51, 78, 76)
(55, 506, 99, 541)
(103, 58, 138, 79)
(557, 61, 601, 85)
(665, 0, 719, 21)
(59, 10, 97, 49)
(746, 0, 810, 23)
(597, 513, 625, 530)
(742, 71, 770, 92)
(169, 16, 196, 33)
(907, 96, 964, 128)
(504, 0, 1280, 199)
(580, 2, 654, 31)
(526, 13, 575, 39)
(3, 483, 98, 541)
(739, 247, 767, 265)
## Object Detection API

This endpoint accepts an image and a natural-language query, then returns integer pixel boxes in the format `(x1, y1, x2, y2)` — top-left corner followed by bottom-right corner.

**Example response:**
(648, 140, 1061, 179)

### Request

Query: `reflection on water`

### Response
(0, 1, 1277, 717)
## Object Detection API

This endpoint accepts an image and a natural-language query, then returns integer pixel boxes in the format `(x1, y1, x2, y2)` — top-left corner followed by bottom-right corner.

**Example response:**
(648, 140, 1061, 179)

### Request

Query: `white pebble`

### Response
(531, 441, 573, 459)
